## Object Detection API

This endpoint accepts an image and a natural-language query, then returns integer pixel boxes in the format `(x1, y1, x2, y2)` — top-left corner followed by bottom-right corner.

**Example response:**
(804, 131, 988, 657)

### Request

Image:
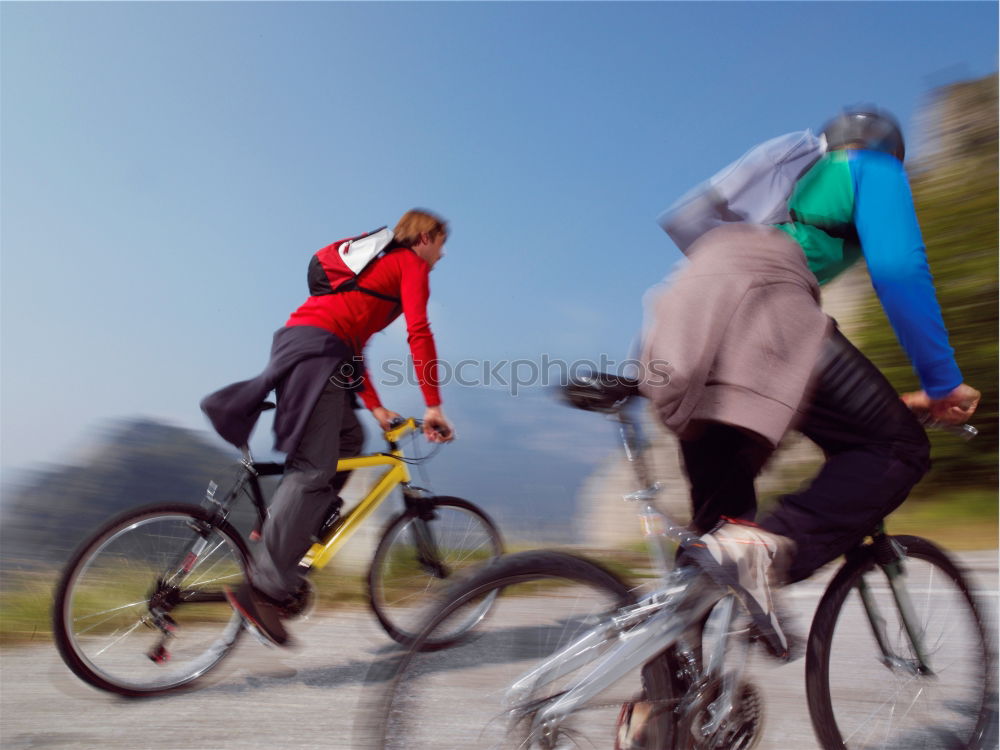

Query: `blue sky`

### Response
(2, 2, 997, 525)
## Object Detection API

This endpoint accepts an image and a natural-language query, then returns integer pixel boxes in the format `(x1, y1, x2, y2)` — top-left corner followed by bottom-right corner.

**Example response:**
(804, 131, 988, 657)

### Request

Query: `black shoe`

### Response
(225, 584, 290, 646)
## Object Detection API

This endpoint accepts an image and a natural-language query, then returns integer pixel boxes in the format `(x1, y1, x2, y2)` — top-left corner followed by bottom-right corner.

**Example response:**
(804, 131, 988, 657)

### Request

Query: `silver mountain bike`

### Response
(362, 374, 996, 750)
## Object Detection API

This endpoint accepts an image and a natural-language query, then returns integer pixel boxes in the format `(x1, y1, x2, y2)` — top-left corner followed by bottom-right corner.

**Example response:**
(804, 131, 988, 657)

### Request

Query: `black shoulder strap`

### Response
(789, 209, 860, 244)
(331, 243, 406, 304)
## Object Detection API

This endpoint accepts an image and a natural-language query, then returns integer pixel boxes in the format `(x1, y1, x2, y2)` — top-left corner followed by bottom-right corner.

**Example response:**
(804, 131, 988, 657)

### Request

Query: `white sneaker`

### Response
(685, 518, 794, 659)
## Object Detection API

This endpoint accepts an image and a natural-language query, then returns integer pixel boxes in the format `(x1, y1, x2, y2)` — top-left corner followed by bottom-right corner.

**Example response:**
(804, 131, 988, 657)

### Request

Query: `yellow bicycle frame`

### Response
(297, 418, 419, 570)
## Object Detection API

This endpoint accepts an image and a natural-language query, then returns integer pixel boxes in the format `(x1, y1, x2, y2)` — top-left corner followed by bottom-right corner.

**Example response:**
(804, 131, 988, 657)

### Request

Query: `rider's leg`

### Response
(758, 329, 930, 583)
(253, 377, 353, 601)
(677, 423, 793, 657)
(324, 400, 364, 517)
(679, 421, 773, 533)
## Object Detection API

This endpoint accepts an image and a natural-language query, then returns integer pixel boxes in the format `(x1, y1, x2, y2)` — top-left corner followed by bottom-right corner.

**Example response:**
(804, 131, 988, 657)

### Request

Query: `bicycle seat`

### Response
(560, 373, 641, 413)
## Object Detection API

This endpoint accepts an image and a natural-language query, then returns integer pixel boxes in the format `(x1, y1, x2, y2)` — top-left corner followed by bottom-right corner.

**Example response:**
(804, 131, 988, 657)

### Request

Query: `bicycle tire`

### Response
(53, 503, 250, 697)
(367, 496, 503, 648)
(365, 549, 677, 749)
(805, 535, 997, 750)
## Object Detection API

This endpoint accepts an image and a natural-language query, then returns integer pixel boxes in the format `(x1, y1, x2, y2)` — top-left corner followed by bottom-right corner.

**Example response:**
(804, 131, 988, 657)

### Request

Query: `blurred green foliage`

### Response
(857, 74, 998, 495)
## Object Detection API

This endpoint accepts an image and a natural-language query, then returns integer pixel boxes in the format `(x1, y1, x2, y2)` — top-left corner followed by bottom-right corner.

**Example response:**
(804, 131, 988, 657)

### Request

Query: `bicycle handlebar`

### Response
(917, 413, 978, 440)
(383, 417, 453, 442)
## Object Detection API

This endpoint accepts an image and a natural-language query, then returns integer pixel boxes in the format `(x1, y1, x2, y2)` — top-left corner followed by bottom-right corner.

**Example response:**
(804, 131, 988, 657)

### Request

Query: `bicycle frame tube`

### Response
(508, 575, 693, 701)
(243, 473, 270, 530)
(703, 596, 751, 736)
(298, 451, 412, 571)
(535, 596, 717, 726)
(523, 579, 722, 734)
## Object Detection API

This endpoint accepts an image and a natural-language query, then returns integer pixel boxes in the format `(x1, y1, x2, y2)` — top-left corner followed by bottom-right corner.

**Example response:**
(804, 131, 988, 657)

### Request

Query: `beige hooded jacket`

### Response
(639, 223, 833, 446)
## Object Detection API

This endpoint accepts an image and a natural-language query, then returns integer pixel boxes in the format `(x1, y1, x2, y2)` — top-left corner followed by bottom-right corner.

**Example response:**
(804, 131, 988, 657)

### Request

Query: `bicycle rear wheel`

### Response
(364, 550, 676, 749)
(806, 535, 997, 750)
(53, 503, 250, 696)
(368, 496, 503, 648)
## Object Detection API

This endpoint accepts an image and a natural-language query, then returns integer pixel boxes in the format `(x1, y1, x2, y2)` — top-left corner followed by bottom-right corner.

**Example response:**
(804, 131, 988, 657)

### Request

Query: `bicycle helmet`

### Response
(821, 108, 905, 161)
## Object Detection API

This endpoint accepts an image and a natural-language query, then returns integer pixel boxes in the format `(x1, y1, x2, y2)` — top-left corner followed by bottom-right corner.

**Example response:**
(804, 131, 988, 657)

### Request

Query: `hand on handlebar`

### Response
(901, 383, 981, 425)
(423, 405, 455, 443)
(371, 406, 403, 432)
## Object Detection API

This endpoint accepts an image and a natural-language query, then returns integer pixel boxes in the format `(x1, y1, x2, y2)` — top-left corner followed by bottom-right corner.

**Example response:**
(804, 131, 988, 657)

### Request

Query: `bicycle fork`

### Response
(403, 489, 448, 578)
(856, 533, 934, 676)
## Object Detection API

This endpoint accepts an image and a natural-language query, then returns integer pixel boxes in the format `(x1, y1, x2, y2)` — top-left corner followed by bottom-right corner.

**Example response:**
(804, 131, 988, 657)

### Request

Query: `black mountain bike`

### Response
(53, 416, 503, 697)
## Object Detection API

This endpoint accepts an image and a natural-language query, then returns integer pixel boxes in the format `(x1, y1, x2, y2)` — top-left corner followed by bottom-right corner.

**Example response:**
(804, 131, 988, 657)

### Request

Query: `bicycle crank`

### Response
(675, 678, 762, 750)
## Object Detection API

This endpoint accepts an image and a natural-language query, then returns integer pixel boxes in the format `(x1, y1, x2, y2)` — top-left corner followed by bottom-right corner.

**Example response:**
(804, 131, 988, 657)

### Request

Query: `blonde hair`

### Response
(393, 209, 448, 248)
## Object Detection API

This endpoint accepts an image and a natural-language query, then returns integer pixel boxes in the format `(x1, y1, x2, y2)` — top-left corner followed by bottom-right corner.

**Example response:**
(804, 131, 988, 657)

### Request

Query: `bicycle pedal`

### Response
(615, 700, 669, 750)
(615, 701, 642, 750)
(147, 645, 171, 664)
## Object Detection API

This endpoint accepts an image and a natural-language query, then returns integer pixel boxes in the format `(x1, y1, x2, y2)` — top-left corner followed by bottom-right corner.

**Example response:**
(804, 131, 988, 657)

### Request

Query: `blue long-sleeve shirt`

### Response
(777, 149, 962, 398)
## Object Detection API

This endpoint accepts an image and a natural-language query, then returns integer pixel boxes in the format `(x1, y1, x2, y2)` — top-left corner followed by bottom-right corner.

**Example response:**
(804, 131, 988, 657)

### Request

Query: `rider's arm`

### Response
(353, 360, 409, 431)
(400, 253, 453, 441)
(399, 253, 442, 408)
(850, 150, 963, 399)
(355, 358, 383, 410)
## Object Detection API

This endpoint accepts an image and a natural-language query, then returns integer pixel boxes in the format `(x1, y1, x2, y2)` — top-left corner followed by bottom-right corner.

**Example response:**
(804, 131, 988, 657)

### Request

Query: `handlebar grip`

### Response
(917, 413, 978, 440)
(942, 423, 978, 440)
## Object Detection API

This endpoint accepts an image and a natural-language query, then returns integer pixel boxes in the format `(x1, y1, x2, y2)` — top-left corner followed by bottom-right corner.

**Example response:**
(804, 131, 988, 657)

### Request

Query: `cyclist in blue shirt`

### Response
(639, 109, 980, 661)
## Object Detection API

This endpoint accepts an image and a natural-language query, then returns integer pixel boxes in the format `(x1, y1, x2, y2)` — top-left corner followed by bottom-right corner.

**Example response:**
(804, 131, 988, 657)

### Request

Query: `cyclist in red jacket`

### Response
(202, 209, 453, 645)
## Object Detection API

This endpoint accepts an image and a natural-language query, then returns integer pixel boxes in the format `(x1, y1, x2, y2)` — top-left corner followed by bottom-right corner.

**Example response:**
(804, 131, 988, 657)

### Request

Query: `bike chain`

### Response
(674, 680, 763, 750)
(522, 693, 682, 750)
(572, 682, 763, 750)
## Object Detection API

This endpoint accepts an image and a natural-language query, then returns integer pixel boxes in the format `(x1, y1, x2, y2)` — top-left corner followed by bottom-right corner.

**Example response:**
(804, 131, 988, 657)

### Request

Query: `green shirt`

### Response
(775, 151, 862, 286)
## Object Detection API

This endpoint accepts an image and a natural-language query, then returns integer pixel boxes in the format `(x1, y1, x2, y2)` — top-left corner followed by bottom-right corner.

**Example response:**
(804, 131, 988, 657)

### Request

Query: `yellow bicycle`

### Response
(52, 416, 503, 696)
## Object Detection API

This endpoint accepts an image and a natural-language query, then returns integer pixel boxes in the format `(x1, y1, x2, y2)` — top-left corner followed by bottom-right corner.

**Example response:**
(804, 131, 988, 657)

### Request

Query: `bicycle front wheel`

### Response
(806, 535, 997, 750)
(364, 550, 676, 749)
(53, 503, 250, 696)
(368, 496, 503, 648)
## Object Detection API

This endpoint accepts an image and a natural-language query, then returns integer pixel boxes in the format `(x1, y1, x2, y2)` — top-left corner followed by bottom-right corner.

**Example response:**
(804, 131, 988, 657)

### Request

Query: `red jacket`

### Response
(286, 246, 441, 409)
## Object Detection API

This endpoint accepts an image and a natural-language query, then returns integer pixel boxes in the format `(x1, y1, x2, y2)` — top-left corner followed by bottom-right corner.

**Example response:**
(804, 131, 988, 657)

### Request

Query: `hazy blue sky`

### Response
(2, 2, 997, 524)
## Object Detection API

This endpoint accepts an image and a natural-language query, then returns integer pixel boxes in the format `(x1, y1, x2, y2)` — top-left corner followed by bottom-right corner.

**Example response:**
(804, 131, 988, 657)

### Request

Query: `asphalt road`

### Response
(2, 552, 996, 750)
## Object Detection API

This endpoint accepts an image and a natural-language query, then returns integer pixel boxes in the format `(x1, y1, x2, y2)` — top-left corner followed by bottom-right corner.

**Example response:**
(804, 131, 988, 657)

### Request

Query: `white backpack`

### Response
(658, 130, 826, 253)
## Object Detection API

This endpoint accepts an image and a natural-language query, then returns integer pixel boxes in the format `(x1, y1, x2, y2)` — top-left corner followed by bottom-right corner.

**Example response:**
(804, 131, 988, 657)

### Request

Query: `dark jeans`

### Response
(680, 329, 931, 583)
(252, 377, 365, 600)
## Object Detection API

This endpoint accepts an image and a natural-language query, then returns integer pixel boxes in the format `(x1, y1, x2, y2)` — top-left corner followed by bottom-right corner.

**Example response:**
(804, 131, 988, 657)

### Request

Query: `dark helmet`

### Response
(821, 108, 905, 161)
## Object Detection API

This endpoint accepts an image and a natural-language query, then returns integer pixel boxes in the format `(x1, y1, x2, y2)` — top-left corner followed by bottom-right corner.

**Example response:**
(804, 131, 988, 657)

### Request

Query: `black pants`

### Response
(253, 377, 365, 600)
(680, 329, 931, 583)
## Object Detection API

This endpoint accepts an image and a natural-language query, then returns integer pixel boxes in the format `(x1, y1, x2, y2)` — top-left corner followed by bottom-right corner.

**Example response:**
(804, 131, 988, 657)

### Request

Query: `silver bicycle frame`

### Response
(501, 401, 974, 745)
(505, 407, 742, 741)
